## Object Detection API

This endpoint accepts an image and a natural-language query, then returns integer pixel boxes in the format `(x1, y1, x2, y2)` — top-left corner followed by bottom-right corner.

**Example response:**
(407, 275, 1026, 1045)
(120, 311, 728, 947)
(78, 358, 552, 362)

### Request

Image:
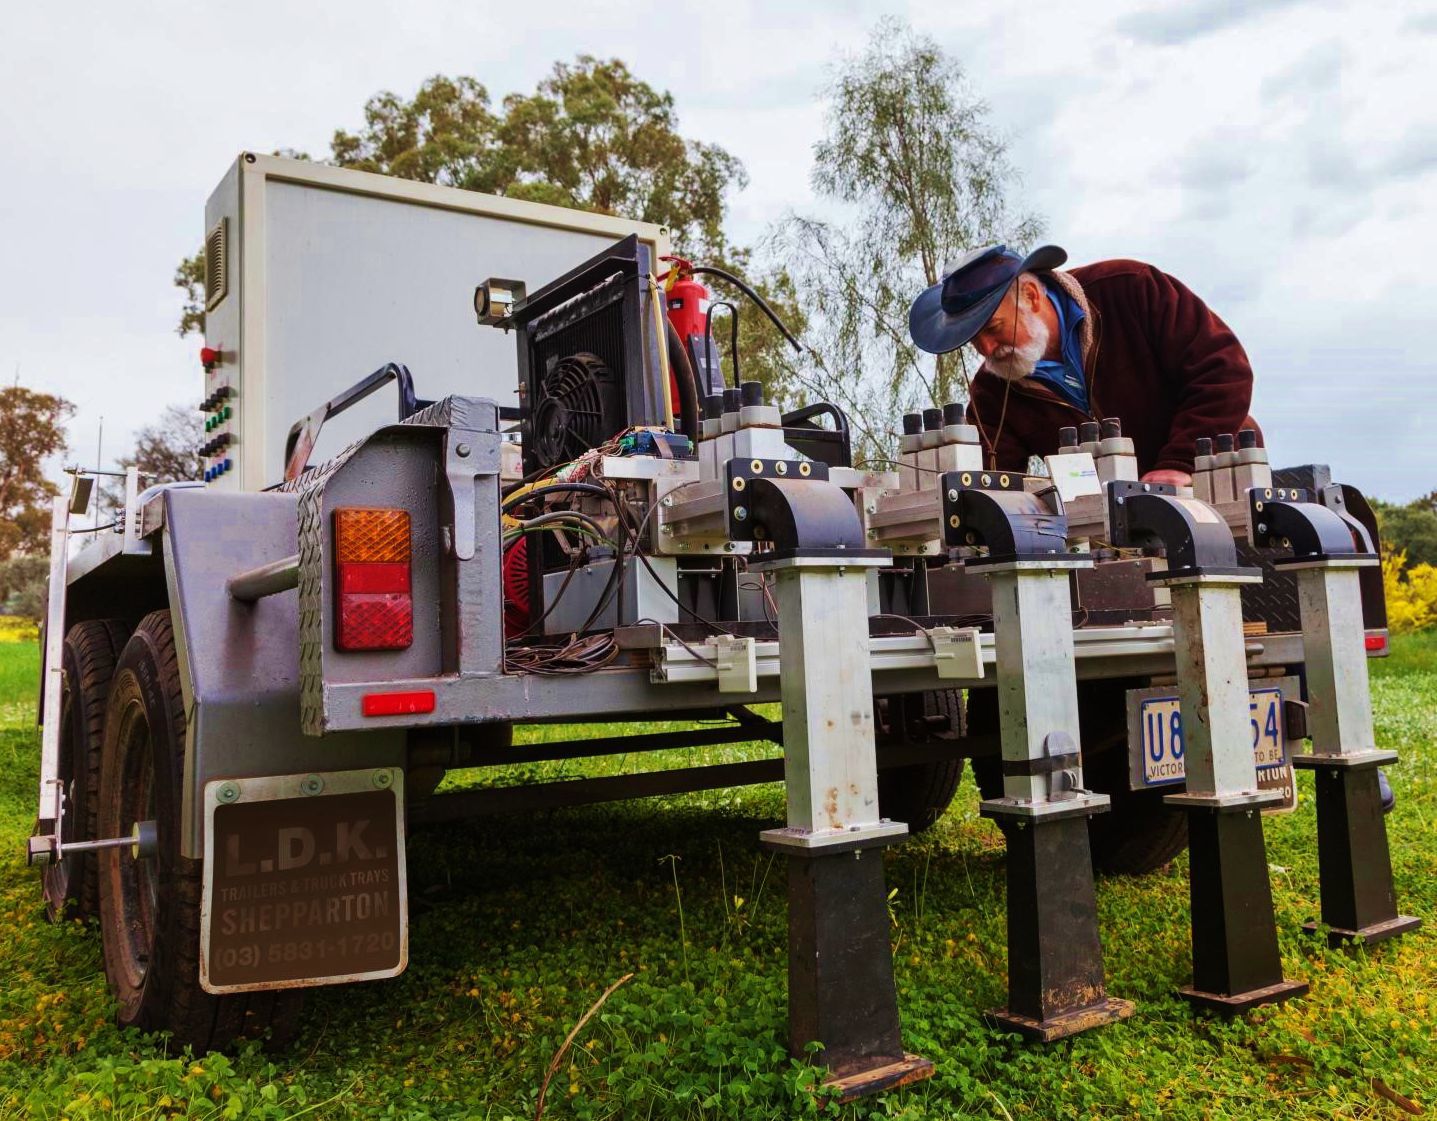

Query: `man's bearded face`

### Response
(982, 300, 1050, 383)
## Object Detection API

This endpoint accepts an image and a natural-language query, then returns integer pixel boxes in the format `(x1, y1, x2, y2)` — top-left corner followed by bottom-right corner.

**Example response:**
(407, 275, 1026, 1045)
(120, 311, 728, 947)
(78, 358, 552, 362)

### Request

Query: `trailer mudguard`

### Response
(161, 487, 406, 861)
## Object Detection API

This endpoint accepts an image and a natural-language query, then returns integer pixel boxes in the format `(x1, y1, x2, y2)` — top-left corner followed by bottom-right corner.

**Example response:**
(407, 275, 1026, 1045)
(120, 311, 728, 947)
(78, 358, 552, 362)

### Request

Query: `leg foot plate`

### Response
(1179, 978, 1309, 1014)
(822, 1054, 934, 1103)
(986, 997, 1135, 1042)
(1303, 914, 1421, 948)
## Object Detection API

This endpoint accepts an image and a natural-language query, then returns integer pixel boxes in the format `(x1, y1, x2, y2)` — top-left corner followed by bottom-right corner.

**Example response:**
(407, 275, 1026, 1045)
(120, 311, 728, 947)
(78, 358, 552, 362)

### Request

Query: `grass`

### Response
(0, 637, 1433, 1120)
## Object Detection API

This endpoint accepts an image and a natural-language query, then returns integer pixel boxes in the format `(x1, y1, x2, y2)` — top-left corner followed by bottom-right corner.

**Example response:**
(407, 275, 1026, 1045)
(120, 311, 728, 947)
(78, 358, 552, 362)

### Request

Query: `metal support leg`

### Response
(754, 557, 932, 1099)
(1162, 578, 1308, 1011)
(1289, 563, 1419, 946)
(28, 497, 71, 867)
(979, 563, 1133, 1039)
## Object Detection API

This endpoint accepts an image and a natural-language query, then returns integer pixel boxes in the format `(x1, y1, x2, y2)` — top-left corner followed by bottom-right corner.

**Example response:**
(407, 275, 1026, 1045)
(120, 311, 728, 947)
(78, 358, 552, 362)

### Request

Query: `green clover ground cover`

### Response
(0, 637, 1432, 1120)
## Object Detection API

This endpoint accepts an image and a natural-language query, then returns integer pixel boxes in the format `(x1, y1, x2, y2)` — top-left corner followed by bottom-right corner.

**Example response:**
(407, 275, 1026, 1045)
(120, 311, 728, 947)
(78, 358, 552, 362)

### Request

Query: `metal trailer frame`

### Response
(50, 400, 1330, 867)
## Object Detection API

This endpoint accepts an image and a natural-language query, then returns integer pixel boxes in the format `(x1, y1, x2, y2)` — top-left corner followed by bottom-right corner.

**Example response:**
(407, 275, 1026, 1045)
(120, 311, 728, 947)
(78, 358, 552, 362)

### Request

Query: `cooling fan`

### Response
(531, 351, 616, 468)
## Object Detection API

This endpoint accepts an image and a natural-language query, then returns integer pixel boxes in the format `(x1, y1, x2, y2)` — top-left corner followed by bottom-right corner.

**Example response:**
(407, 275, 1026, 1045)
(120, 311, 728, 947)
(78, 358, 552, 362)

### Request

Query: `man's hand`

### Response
(1141, 469, 1193, 488)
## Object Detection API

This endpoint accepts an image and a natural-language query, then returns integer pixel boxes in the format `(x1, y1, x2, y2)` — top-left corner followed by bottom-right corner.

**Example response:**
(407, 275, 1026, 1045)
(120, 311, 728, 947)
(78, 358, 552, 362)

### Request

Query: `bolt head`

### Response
(947, 488, 959, 502)
(734, 506, 748, 521)
(373, 769, 394, 789)
(217, 781, 241, 804)
(300, 774, 325, 796)
(455, 443, 471, 458)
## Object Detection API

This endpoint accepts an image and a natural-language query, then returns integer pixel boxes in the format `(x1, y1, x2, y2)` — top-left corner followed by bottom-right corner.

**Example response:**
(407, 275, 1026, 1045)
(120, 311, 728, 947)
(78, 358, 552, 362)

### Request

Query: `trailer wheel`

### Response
(43, 619, 129, 922)
(876, 689, 967, 834)
(97, 610, 303, 1051)
(1071, 679, 1187, 875)
(966, 682, 1189, 875)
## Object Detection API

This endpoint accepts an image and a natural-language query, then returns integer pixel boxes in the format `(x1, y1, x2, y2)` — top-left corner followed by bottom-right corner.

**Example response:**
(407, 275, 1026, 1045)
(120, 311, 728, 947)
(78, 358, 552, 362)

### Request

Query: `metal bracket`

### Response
(1250, 486, 1378, 564)
(713, 634, 758, 694)
(723, 457, 828, 543)
(1107, 480, 1256, 579)
(940, 472, 1070, 561)
(1283, 697, 1308, 742)
(999, 730, 1084, 800)
(444, 428, 500, 561)
(929, 626, 983, 680)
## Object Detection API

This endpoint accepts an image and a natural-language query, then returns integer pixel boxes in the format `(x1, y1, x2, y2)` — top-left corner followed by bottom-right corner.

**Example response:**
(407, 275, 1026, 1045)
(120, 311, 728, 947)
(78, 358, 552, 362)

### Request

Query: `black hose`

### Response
(704, 301, 740, 389)
(690, 265, 803, 352)
(502, 482, 612, 513)
(665, 318, 702, 448)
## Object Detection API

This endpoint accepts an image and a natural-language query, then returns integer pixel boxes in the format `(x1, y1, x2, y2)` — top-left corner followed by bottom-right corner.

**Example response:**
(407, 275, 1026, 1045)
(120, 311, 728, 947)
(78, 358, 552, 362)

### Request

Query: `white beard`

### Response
(983, 309, 1051, 382)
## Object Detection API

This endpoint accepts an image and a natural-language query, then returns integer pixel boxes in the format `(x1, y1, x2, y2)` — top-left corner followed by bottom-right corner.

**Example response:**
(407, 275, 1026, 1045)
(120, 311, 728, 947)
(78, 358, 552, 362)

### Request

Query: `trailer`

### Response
(30, 154, 1418, 1100)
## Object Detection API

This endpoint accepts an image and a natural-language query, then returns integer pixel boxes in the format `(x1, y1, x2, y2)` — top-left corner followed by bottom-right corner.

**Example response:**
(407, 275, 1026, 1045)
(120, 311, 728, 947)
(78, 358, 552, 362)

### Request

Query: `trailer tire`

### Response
(1075, 679, 1190, 876)
(97, 610, 303, 1052)
(876, 689, 966, 834)
(966, 682, 1189, 875)
(43, 619, 129, 922)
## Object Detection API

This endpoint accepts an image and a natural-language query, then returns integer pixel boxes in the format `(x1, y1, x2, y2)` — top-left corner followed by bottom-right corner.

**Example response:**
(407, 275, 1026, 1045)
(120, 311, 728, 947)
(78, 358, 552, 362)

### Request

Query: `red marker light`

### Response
(1364, 633, 1388, 655)
(361, 690, 435, 717)
(200, 346, 220, 370)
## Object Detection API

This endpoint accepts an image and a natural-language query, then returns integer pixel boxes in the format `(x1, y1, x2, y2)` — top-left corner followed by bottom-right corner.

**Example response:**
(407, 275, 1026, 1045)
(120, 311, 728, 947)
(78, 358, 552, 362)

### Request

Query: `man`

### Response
(908, 244, 1259, 484)
(909, 245, 1397, 814)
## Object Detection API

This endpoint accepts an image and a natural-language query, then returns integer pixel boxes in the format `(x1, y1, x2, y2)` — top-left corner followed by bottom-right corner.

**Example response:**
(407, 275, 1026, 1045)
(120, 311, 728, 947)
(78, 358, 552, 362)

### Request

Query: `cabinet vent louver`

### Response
(204, 219, 228, 311)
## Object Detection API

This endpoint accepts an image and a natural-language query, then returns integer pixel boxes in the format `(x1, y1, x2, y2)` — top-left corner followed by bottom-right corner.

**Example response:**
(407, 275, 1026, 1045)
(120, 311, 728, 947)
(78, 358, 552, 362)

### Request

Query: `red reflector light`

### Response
(362, 690, 436, 717)
(1365, 633, 1388, 654)
(336, 594, 413, 651)
(339, 561, 410, 595)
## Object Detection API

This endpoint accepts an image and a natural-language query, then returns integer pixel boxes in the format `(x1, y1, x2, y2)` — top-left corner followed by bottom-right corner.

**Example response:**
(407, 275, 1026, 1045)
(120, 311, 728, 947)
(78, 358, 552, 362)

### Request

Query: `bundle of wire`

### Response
(498, 458, 754, 675)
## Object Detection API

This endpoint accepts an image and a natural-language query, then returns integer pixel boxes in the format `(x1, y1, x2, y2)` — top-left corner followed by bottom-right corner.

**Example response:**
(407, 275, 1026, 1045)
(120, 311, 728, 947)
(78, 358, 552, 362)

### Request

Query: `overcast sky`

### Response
(2, 0, 1434, 500)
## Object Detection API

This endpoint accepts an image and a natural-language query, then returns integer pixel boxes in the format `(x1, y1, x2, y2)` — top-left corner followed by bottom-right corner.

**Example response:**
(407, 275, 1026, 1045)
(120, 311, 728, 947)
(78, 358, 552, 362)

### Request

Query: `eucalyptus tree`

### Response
(772, 19, 1043, 463)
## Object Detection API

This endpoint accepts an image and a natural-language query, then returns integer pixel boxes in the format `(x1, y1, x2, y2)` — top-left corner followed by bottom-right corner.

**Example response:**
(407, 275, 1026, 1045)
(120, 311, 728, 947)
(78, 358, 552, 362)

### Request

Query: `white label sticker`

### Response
(1044, 452, 1102, 502)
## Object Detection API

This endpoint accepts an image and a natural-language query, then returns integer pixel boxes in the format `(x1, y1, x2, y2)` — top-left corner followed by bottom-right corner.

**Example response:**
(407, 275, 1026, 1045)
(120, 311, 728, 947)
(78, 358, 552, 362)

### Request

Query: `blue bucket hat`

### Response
(909, 243, 1068, 355)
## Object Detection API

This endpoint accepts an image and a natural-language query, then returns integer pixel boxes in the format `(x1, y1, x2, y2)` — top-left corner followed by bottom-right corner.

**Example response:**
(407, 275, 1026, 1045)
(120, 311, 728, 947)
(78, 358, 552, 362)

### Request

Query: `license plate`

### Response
(1126, 677, 1296, 811)
(201, 768, 408, 993)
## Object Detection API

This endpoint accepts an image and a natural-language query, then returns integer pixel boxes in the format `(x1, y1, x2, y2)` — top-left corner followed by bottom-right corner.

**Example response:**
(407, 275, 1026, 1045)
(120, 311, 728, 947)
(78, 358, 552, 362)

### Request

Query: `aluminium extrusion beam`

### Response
(1288, 560, 1420, 946)
(1160, 575, 1309, 1011)
(976, 560, 1133, 1040)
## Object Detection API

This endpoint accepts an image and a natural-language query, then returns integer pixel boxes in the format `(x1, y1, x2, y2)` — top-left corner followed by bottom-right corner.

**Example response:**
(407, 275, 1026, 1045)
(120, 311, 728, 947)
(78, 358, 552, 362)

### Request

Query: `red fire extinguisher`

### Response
(659, 256, 711, 415)
(661, 256, 711, 340)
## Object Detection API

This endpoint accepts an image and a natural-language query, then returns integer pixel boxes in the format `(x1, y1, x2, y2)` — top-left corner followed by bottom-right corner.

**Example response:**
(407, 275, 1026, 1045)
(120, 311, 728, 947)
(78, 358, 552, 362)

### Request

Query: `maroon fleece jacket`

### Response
(966, 260, 1259, 474)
